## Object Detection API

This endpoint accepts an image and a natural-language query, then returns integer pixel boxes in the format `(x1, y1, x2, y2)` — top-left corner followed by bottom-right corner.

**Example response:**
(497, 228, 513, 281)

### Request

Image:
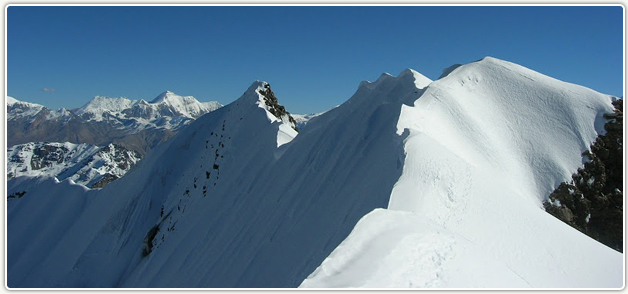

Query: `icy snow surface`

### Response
(300, 57, 622, 288)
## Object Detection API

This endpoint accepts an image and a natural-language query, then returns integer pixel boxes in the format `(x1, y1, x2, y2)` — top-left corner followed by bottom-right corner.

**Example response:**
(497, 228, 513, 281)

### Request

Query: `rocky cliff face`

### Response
(544, 98, 623, 252)
(8, 142, 141, 189)
(257, 83, 299, 132)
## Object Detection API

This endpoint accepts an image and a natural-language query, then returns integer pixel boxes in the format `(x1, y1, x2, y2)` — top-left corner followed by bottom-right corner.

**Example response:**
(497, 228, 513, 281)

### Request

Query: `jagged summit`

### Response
(150, 90, 179, 103)
(233, 81, 299, 134)
(257, 83, 299, 132)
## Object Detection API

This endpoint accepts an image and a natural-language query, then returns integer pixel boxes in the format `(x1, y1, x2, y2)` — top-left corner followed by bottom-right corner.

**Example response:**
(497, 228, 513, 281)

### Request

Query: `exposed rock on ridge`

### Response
(544, 98, 623, 252)
(257, 83, 299, 132)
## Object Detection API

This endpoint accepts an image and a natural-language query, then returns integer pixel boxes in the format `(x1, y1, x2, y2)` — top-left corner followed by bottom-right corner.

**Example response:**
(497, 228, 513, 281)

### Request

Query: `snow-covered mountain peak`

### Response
(347, 68, 433, 113)
(7, 96, 19, 106)
(300, 57, 621, 288)
(150, 90, 179, 104)
(254, 82, 299, 134)
(225, 80, 298, 146)
(395, 56, 614, 204)
(401, 68, 432, 90)
(6, 96, 46, 120)
(7, 96, 44, 108)
(75, 96, 134, 119)
(144, 91, 222, 119)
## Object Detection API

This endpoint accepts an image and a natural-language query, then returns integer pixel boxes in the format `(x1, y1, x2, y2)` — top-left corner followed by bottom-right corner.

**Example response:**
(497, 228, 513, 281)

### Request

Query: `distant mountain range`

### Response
(6, 91, 322, 190)
(7, 91, 223, 156)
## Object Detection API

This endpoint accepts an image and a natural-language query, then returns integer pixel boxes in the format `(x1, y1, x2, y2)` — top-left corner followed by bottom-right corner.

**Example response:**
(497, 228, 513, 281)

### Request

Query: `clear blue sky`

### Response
(7, 5, 624, 114)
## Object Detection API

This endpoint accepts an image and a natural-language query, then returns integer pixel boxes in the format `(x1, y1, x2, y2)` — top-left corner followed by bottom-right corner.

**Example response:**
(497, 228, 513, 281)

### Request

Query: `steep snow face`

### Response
(7, 71, 432, 288)
(300, 57, 622, 288)
(7, 142, 141, 188)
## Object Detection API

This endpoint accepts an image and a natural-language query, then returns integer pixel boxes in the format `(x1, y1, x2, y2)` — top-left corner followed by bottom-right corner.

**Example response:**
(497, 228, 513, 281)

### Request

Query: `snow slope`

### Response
(300, 57, 623, 288)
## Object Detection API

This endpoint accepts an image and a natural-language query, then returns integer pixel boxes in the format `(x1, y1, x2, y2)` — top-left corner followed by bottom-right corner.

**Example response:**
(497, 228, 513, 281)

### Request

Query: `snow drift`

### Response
(6, 57, 623, 288)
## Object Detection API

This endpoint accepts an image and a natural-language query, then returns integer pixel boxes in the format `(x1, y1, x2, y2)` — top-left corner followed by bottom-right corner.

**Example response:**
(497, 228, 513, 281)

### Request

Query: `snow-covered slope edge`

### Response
(300, 57, 623, 288)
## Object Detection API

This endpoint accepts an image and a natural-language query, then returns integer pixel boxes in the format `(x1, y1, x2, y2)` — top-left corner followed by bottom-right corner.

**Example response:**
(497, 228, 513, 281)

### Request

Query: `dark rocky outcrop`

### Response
(30, 144, 70, 170)
(258, 83, 299, 132)
(91, 173, 120, 189)
(544, 98, 623, 252)
(8, 142, 142, 189)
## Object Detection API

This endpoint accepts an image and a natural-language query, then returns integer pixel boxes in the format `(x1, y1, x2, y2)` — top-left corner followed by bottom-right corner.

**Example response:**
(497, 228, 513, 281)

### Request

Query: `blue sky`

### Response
(7, 5, 624, 114)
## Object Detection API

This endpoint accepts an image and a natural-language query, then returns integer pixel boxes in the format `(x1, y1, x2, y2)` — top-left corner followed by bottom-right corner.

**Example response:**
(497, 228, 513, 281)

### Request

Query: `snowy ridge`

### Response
(7, 142, 141, 188)
(6, 57, 624, 288)
(6, 71, 432, 288)
(300, 57, 622, 288)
